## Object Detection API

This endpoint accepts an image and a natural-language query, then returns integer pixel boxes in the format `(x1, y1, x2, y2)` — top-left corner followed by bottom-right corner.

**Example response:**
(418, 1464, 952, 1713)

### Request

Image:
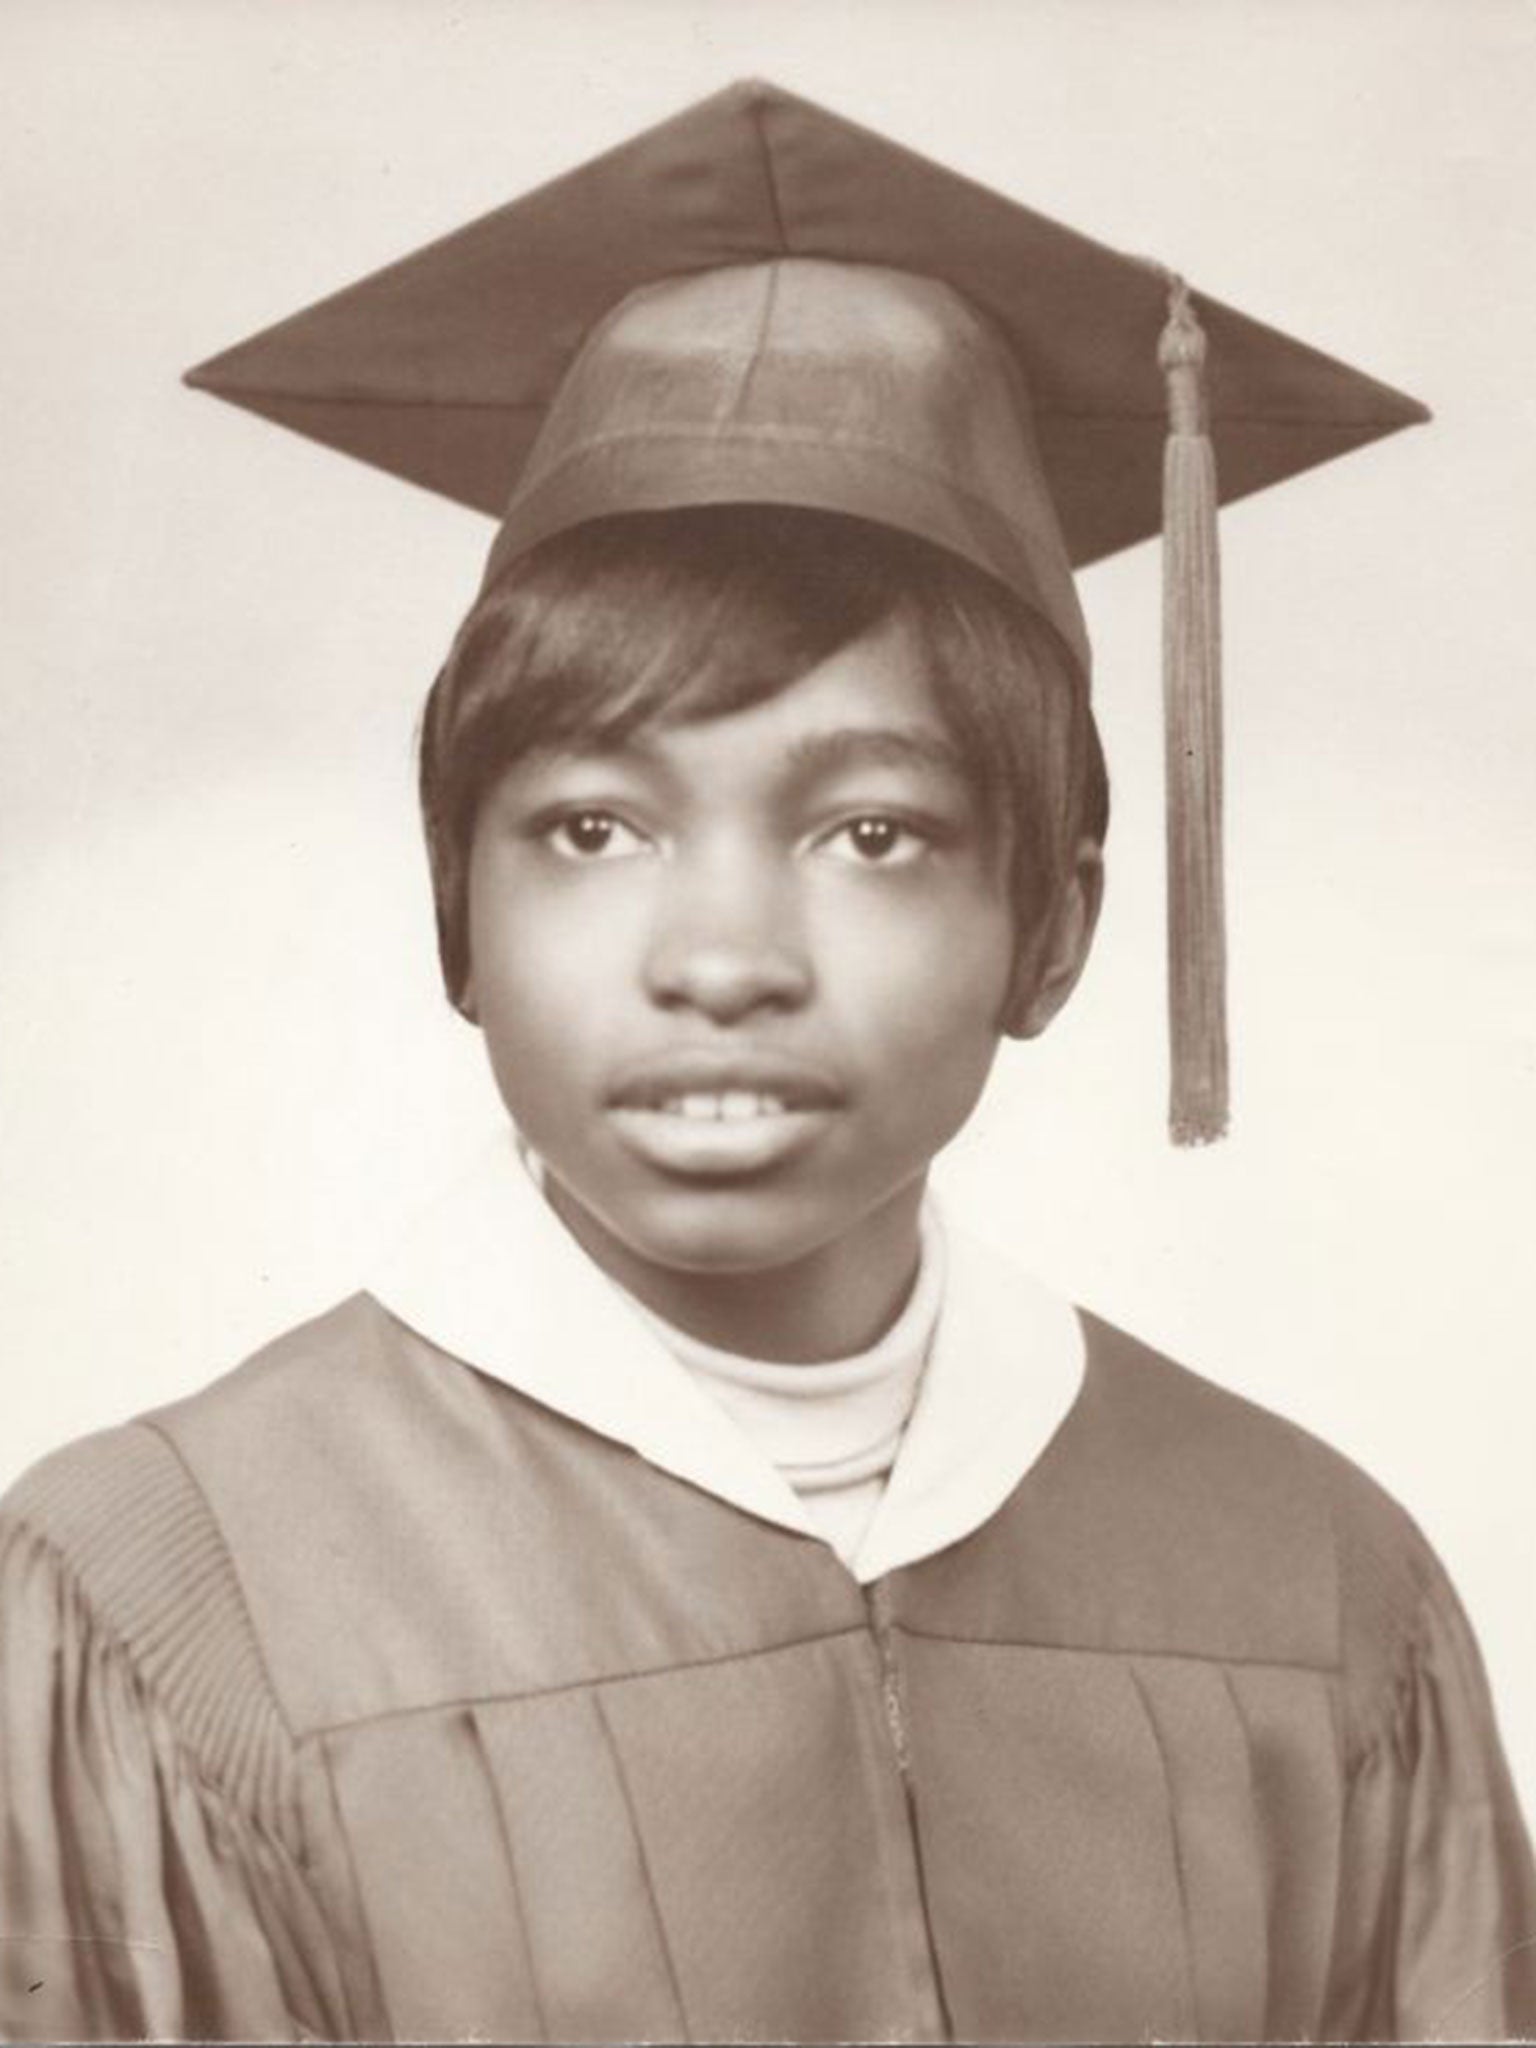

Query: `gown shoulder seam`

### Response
(1, 1423, 301, 1828)
(139, 1414, 299, 1743)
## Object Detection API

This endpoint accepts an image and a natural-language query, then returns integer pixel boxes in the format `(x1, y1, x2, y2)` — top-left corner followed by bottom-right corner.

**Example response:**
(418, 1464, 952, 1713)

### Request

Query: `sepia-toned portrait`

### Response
(2, 3, 1534, 2040)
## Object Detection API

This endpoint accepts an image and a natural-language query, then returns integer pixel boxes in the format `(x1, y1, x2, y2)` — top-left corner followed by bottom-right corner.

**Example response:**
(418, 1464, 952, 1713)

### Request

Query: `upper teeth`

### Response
(662, 1091, 789, 1120)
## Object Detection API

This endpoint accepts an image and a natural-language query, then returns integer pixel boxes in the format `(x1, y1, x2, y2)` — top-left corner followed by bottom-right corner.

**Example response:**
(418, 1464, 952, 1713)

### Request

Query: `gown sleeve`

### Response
(0, 1482, 349, 2042)
(1323, 1544, 1536, 2042)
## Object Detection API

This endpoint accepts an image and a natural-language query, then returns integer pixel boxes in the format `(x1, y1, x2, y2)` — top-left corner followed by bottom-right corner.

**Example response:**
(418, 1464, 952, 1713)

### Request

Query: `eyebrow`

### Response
(778, 724, 969, 781)
(533, 722, 969, 783)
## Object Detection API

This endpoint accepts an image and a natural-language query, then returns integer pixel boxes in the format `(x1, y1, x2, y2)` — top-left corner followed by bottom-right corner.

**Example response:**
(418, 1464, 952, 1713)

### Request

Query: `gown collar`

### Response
(363, 1130, 1084, 1584)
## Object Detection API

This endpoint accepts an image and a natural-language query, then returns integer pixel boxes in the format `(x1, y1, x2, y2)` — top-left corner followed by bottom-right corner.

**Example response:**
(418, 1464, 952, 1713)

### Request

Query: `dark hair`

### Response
(419, 506, 1108, 1010)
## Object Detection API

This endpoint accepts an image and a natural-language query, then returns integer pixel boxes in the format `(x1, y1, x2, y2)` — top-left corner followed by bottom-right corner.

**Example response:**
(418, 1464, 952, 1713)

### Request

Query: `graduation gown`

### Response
(2, 1161, 1533, 2043)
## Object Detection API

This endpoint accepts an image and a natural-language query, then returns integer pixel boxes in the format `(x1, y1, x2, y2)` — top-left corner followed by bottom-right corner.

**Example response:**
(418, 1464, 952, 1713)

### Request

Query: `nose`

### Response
(642, 849, 813, 1024)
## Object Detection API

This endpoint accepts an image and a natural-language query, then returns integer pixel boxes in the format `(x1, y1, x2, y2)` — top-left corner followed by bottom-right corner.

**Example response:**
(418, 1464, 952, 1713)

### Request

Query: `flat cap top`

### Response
(185, 78, 1427, 569)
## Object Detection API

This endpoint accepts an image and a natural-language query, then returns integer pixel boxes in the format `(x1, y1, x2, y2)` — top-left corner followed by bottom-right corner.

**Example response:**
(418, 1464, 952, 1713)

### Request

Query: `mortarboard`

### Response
(185, 79, 1428, 1145)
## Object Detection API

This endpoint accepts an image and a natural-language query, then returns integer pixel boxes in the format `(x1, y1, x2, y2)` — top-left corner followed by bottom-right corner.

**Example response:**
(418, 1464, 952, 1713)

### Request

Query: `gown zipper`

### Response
(864, 1578, 954, 2041)
(867, 1578, 913, 1775)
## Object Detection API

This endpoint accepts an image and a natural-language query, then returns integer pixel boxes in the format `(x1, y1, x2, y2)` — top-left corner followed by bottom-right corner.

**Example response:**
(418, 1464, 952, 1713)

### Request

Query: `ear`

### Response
(1001, 838, 1104, 1040)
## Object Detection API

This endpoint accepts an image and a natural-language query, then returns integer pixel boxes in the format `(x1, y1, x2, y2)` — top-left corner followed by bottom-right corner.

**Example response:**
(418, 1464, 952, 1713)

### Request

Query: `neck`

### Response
(541, 1176, 927, 1364)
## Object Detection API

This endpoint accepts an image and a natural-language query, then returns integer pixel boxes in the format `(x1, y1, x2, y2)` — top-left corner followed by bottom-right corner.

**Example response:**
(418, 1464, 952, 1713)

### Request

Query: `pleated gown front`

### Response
(3, 1264, 1533, 2042)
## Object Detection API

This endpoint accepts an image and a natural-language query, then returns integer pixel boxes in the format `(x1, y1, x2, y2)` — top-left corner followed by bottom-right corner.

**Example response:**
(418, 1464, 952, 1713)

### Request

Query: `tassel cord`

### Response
(1159, 277, 1229, 1145)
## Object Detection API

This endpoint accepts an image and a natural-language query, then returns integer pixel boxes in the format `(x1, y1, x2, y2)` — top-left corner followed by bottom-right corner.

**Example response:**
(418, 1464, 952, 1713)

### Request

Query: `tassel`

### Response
(1159, 275, 1229, 1145)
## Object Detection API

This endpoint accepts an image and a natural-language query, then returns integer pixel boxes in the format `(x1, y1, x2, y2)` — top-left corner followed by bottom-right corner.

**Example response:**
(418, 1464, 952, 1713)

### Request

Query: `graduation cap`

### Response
(186, 79, 1428, 1145)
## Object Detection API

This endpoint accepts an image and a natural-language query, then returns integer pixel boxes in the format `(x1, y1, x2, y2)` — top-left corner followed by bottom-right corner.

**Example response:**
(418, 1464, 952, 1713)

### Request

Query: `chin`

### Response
(636, 1190, 833, 1274)
(589, 1174, 853, 1279)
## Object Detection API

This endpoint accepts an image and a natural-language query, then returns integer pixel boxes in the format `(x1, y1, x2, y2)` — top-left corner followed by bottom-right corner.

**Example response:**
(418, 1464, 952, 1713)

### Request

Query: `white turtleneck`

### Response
(632, 1208, 946, 1566)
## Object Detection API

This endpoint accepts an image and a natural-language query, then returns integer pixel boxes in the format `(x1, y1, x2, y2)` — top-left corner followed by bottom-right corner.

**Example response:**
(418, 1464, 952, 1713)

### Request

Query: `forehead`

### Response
(567, 618, 963, 779)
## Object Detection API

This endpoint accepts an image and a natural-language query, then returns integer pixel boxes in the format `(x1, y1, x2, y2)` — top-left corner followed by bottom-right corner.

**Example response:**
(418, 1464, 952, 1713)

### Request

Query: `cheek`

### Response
(820, 883, 1013, 1011)
(464, 868, 623, 1101)
(816, 889, 1014, 1084)
(469, 838, 636, 1001)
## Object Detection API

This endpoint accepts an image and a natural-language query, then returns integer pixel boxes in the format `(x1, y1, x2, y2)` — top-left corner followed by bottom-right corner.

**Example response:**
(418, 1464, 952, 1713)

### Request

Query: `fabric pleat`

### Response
(323, 1706, 546, 2043)
(5, 1425, 294, 1823)
(1221, 1662, 1347, 2036)
(895, 1637, 1192, 2041)
(1322, 1579, 1536, 2040)
(0, 1516, 349, 2041)
(1127, 1658, 1270, 2039)
(471, 1689, 687, 2044)
(590, 1632, 942, 2044)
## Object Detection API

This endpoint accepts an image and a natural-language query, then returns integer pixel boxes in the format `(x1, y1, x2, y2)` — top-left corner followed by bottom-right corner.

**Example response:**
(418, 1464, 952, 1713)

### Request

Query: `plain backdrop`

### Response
(3, 0, 1533, 1820)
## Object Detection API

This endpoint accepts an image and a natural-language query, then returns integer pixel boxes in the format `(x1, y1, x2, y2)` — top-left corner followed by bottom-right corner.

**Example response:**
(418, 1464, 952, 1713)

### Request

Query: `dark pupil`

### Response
(568, 812, 613, 853)
(851, 817, 898, 857)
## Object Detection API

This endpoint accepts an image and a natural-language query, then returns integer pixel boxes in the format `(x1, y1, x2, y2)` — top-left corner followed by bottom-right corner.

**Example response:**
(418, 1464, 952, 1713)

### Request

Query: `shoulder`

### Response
(1078, 1311, 1449, 1719)
(146, 1288, 422, 1459)
(70, 1290, 693, 1734)
(1074, 1307, 1417, 1526)
(0, 1296, 444, 1749)
(924, 1279, 1446, 1719)
(1080, 1306, 1438, 1560)
(3, 1293, 401, 1531)
(0, 1397, 300, 1812)
(2, 1294, 416, 1594)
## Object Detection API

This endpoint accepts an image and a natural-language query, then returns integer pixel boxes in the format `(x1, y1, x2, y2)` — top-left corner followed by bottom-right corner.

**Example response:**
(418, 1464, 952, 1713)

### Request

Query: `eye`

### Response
(819, 814, 930, 867)
(543, 808, 651, 861)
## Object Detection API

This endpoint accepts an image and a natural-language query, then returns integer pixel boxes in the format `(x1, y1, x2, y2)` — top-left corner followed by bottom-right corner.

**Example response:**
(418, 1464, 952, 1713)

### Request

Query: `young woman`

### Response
(2, 80, 1530, 2045)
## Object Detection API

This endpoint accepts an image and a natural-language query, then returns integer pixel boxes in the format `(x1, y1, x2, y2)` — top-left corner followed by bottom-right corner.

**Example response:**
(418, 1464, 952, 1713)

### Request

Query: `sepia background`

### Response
(3, 0, 1534, 1818)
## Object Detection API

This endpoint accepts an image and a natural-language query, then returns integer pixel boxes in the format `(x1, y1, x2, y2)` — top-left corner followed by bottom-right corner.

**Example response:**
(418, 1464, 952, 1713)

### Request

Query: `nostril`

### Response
(645, 938, 813, 1021)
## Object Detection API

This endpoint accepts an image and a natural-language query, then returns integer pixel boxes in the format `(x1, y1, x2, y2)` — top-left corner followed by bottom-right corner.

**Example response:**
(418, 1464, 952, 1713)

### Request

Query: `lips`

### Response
(607, 1052, 844, 1115)
(605, 1051, 845, 1177)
